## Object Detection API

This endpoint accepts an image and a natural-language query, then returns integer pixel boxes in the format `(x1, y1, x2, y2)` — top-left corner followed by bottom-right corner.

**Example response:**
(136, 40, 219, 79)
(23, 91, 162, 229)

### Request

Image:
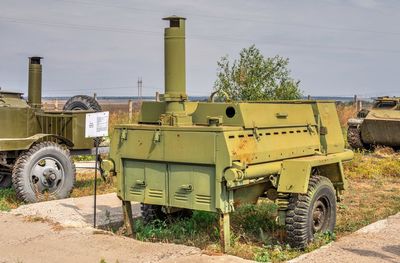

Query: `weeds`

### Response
(134, 211, 219, 247)
(344, 150, 400, 179)
(0, 188, 21, 211)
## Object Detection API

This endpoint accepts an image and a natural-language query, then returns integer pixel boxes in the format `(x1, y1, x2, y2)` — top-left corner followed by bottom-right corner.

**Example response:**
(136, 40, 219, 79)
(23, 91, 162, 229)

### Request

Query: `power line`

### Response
(59, 0, 400, 37)
(0, 16, 160, 35)
(2, 16, 400, 54)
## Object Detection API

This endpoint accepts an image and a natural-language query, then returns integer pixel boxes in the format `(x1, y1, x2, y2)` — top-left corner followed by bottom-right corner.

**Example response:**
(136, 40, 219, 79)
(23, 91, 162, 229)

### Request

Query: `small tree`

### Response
(214, 45, 302, 101)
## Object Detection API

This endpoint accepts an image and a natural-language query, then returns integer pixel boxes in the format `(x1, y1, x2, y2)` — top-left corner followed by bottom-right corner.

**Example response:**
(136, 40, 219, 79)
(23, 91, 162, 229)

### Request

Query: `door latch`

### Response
(180, 184, 193, 192)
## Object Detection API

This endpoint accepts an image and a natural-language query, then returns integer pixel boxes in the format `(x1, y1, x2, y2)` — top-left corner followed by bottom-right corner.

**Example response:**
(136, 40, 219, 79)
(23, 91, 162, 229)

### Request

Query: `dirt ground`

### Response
(290, 213, 400, 263)
(0, 213, 253, 263)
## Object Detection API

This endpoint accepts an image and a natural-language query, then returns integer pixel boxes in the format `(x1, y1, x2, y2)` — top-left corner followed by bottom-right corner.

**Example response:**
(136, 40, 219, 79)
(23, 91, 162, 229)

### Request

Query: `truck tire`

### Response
(285, 176, 336, 249)
(141, 204, 193, 224)
(347, 126, 365, 150)
(0, 167, 12, 189)
(12, 142, 76, 203)
(63, 95, 102, 111)
(141, 204, 166, 224)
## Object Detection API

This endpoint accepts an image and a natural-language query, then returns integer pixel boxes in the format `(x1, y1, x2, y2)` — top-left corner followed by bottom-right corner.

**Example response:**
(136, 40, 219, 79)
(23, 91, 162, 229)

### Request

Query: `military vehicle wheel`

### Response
(0, 167, 12, 189)
(285, 176, 336, 249)
(63, 95, 102, 111)
(347, 126, 365, 149)
(141, 204, 193, 224)
(141, 204, 166, 224)
(12, 142, 76, 203)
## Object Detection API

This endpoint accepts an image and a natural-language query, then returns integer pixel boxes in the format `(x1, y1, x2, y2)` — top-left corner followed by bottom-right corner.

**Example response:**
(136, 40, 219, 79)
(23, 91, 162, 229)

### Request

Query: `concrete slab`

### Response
(12, 193, 140, 229)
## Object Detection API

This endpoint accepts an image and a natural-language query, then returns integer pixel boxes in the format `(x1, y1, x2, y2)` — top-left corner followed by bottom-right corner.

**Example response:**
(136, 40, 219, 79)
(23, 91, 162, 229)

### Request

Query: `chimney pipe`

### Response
(162, 16, 187, 114)
(28, 56, 43, 108)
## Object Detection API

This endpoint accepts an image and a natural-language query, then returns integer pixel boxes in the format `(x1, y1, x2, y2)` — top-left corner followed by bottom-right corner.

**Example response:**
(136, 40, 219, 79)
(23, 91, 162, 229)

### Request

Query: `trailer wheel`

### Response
(285, 176, 336, 249)
(347, 126, 365, 150)
(141, 204, 193, 224)
(63, 95, 102, 111)
(0, 167, 12, 189)
(12, 142, 76, 203)
(141, 204, 166, 224)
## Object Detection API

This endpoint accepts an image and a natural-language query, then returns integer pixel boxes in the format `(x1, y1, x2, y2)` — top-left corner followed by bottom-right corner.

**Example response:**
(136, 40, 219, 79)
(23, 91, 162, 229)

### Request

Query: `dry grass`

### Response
(336, 104, 358, 127)
(24, 215, 65, 231)
(345, 149, 400, 179)
(70, 169, 116, 198)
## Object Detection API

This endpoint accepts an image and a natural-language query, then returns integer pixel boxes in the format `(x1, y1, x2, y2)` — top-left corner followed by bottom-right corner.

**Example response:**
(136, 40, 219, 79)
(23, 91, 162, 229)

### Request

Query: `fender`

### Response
(277, 150, 353, 194)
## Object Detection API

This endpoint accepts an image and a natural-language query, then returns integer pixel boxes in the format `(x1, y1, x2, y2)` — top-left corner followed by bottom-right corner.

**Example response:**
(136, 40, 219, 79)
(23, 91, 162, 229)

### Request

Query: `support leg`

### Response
(122, 200, 134, 236)
(219, 212, 231, 253)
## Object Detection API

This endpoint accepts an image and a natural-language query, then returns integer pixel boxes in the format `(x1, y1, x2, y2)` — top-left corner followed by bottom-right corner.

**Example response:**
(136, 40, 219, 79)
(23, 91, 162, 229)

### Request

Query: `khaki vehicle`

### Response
(348, 97, 400, 149)
(104, 16, 353, 250)
(0, 57, 101, 202)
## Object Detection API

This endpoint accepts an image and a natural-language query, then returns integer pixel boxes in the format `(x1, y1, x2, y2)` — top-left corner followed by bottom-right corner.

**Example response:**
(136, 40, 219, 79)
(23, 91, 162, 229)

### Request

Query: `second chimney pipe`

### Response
(28, 56, 43, 108)
(162, 16, 187, 114)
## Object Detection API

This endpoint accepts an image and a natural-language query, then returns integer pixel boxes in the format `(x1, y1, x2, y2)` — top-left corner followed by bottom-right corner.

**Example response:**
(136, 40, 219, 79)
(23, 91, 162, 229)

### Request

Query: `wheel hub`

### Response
(31, 157, 64, 194)
(312, 199, 329, 233)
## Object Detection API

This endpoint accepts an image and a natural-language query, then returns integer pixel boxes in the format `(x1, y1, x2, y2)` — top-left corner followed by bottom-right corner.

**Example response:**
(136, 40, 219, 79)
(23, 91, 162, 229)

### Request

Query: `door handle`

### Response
(180, 184, 193, 192)
(135, 180, 146, 187)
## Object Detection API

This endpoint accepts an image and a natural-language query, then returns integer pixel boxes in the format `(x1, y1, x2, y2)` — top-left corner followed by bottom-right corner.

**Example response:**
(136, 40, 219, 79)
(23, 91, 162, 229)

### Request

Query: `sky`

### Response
(0, 0, 399, 98)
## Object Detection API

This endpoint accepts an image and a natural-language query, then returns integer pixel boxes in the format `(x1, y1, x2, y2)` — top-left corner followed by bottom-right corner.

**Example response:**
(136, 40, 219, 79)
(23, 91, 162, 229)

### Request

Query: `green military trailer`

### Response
(348, 96, 400, 149)
(0, 57, 101, 202)
(104, 16, 353, 250)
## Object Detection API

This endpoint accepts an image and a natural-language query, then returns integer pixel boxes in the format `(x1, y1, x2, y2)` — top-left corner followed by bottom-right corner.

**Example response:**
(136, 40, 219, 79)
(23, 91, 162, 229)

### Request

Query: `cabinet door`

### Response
(124, 160, 167, 205)
(168, 164, 216, 211)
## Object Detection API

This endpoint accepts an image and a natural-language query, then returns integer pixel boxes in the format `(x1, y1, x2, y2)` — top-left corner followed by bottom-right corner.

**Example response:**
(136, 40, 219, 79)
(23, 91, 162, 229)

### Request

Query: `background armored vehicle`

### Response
(105, 16, 353, 250)
(0, 57, 101, 202)
(348, 97, 400, 149)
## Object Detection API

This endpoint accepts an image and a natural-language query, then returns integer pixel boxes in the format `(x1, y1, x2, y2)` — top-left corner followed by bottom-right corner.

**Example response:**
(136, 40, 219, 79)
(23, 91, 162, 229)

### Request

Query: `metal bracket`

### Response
(121, 128, 128, 140)
(153, 129, 161, 143)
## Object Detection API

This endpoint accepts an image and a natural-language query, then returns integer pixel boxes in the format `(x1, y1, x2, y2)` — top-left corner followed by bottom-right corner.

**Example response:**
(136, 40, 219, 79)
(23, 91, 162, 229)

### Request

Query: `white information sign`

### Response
(85, 111, 109, 138)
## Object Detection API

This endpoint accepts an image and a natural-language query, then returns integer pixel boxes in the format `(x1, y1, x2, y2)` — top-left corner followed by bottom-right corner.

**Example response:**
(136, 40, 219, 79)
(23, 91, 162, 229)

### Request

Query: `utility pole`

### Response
(137, 77, 143, 101)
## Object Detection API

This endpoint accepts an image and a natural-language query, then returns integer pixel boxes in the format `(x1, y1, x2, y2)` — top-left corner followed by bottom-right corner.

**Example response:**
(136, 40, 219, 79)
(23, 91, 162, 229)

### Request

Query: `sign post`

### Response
(85, 111, 109, 228)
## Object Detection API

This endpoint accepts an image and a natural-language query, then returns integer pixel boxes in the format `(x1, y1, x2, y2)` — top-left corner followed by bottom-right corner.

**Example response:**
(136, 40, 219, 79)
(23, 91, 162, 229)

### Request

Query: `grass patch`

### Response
(0, 188, 21, 211)
(134, 211, 219, 248)
(345, 150, 400, 179)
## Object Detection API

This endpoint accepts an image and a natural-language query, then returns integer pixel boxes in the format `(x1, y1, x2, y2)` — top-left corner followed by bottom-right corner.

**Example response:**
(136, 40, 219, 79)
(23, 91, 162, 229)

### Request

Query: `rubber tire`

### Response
(285, 176, 337, 249)
(12, 142, 76, 203)
(0, 167, 12, 189)
(141, 204, 166, 224)
(63, 95, 102, 111)
(141, 204, 193, 224)
(347, 126, 365, 150)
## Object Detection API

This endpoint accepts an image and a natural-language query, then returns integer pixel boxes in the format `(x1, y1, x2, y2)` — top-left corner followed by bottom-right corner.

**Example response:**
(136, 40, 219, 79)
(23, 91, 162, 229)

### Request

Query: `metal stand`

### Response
(122, 200, 135, 236)
(93, 137, 99, 228)
(219, 212, 231, 253)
